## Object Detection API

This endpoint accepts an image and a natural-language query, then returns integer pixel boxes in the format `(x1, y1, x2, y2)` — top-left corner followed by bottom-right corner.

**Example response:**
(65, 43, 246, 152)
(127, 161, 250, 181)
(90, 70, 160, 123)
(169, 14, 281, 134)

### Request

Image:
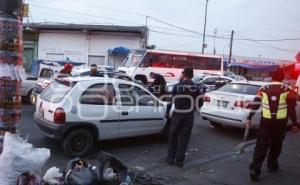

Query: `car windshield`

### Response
(40, 80, 76, 103)
(39, 68, 54, 79)
(123, 50, 146, 67)
(217, 83, 260, 95)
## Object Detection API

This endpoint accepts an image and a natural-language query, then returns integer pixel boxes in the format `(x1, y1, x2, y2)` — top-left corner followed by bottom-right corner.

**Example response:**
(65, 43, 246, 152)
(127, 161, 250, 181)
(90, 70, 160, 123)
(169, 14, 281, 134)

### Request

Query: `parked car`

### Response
(21, 75, 37, 104)
(192, 75, 241, 93)
(200, 82, 300, 129)
(34, 77, 169, 157)
(31, 60, 85, 104)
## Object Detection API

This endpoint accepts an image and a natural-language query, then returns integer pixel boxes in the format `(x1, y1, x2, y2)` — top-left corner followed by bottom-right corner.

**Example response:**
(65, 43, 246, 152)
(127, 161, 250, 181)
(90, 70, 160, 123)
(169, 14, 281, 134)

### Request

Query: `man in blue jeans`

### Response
(166, 67, 200, 167)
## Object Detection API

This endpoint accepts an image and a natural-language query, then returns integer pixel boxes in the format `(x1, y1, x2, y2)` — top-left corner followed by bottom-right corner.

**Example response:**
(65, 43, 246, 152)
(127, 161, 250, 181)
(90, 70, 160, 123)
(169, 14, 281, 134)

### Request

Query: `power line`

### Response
(32, 10, 111, 25)
(235, 33, 296, 53)
(148, 16, 300, 42)
(29, 3, 300, 43)
(148, 16, 230, 39)
(29, 4, 144, 26)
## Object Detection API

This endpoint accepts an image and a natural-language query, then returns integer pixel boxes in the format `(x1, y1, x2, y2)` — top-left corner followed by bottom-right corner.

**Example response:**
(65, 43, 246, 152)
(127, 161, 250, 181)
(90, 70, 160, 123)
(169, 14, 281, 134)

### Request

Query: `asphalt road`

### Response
(19, 104, 257, 183)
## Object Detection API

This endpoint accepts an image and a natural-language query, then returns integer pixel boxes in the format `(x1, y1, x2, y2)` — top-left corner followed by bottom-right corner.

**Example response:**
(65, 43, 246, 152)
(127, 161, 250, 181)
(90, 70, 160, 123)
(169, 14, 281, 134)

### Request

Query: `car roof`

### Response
(229, 81, 267, 86)
(58, 76, 136, 84)
(203, 75, 233, 79)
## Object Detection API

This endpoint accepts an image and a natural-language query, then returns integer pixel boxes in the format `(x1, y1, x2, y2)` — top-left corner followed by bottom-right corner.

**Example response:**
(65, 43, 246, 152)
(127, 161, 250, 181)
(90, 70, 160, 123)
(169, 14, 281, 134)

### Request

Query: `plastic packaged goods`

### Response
(0, 132, 50, 185)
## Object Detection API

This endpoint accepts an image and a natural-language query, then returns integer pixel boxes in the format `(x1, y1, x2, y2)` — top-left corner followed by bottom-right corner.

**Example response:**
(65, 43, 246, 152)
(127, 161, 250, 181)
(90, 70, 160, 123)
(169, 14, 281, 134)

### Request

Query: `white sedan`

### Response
(200, 82, 300, 129)
(34, 77, 169, 157)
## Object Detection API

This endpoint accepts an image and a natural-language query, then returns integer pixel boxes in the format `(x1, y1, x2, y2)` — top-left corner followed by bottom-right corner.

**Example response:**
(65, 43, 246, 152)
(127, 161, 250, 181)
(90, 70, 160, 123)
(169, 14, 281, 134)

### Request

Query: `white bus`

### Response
(118, 49, 223, 83)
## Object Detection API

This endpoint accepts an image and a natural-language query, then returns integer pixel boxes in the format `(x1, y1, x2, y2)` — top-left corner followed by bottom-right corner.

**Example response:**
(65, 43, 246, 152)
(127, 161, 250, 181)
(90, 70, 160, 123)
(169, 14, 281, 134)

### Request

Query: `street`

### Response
(19, 104, 300, 185)
(19, 104, 262, 184)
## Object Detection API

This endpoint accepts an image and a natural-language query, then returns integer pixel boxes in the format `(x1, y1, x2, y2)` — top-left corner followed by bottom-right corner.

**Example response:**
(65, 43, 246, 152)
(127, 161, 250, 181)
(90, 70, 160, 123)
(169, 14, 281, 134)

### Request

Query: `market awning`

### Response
(229, 63, 278, 71)
(108, 47, 130, 56)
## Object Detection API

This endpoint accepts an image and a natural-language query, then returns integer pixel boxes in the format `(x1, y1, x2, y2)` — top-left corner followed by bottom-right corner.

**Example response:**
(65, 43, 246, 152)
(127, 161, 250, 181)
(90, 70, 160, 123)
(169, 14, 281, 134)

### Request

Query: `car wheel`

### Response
(28, 90, 36, 105)
(210, 121, 222, 128)
(63, 129, 94, 157)
(25, 89, 33, 104)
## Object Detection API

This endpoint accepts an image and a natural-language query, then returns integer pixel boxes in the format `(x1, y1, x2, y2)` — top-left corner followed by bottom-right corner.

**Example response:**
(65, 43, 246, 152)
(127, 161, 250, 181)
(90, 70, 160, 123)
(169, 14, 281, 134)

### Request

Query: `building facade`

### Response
(223, 55, 296, 81)
(23, 23, 148, 72)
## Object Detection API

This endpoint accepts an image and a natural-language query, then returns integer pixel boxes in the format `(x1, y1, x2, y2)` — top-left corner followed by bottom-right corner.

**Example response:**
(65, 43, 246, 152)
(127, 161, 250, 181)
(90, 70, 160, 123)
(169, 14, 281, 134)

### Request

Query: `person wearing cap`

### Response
(57, 63, 73, 78)
(90, 64, 100, 77)
(149, 72, 166, 97)
(247, 69, 299, 181)
(165, 67, 200, 167)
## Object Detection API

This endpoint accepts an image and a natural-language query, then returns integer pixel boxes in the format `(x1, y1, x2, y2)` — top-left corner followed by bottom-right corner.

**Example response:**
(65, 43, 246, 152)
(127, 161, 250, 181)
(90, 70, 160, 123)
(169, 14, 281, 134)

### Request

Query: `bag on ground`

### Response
(97, 151, 130, 185)
(64, 158, 97, 185)
(0, 132, 50, 185)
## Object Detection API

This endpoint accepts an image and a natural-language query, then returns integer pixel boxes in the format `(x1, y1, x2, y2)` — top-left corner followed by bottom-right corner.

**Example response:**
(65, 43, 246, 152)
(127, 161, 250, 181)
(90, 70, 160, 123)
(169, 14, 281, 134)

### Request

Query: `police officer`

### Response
(247, 69, 299, 181)
(165, 68, 200, 167)
(57, 63, 73, 78)
(149, 72, 166, 98)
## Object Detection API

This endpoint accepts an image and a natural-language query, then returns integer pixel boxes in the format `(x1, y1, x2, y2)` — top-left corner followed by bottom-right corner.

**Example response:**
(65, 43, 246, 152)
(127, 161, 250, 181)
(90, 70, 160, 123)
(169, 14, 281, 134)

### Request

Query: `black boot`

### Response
(250, 169, 260, 181)
(166, 157, 174, 165)
(268, 167, 279, 173)
(175, 161, 183, 168)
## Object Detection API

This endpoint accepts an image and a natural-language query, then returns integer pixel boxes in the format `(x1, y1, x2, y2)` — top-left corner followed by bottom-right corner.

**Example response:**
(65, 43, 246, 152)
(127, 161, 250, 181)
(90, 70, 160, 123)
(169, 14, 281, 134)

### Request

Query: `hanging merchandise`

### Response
(0, 0, 24, 153)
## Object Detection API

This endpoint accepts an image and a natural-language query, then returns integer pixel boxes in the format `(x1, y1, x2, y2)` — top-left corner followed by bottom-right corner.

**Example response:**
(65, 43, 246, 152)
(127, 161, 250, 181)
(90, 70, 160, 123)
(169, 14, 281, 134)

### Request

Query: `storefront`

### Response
(223, 56, 295, 81)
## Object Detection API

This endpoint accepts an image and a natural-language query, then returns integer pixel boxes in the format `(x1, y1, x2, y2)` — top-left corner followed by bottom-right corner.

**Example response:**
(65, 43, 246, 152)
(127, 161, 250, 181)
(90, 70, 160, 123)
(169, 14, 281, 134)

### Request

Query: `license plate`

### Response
(217, 100, 228, 108)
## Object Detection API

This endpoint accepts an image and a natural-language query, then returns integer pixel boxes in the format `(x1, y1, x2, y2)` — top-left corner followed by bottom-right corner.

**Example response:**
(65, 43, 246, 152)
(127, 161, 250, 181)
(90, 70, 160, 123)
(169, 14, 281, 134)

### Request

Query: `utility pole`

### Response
(0, 0, 24, 153)
(202, 0, 209, 54)
(228, 30, 234, 64)
(213, 28, 217, 55)
(145, 15, 149, 48)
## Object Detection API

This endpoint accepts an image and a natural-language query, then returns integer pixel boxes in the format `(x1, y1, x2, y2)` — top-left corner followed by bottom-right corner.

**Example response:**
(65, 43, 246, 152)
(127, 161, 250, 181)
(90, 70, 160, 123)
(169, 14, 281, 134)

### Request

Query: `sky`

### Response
(24, 0, 300, 60)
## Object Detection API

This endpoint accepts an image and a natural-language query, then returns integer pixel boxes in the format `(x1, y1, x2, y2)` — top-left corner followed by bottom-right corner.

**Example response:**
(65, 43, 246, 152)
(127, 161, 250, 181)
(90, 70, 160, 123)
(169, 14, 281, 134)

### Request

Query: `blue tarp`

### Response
(229, 63, 278, 71)
(108, 47, 130, 56)
(30, 60, 85, 77)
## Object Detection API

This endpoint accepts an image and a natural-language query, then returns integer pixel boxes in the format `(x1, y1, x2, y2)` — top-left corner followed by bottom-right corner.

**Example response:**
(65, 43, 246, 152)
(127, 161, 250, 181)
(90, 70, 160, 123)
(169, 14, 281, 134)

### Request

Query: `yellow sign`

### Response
(23, 4, 29, 17)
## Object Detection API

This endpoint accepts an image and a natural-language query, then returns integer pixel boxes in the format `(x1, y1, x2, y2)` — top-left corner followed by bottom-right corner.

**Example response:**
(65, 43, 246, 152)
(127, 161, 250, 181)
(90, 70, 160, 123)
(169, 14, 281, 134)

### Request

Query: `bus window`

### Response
(139, 54, 149, 67)
(193, 57, 207, 70)
(207, 58, 221, 70)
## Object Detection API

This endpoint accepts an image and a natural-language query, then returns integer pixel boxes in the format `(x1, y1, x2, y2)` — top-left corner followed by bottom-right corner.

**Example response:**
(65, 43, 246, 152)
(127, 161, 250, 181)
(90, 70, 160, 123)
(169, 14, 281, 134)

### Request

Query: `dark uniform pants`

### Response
(168, 112, 194, 163)
(250, 118, 287, 172)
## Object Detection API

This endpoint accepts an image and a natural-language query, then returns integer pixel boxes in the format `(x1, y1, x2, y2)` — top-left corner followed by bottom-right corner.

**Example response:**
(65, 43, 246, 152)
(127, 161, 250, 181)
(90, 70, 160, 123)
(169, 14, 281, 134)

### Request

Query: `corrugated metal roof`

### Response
(23, 23, 148, 34)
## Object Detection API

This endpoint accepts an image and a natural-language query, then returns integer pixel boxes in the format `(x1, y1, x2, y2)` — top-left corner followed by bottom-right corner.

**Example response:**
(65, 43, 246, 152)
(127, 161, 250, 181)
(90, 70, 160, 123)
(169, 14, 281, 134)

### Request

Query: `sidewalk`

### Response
(154, 132, 300, 185)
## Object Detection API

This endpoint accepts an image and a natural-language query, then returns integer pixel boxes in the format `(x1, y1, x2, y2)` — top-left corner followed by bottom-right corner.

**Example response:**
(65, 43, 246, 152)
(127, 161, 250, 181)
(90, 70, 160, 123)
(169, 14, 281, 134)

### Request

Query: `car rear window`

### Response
(217, 83, 260, 95)
(40, 80, 76, 103)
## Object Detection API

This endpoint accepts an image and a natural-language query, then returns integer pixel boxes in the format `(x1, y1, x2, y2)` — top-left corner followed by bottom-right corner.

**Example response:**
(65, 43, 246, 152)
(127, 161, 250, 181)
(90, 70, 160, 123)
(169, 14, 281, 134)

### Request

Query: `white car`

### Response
(21, 75, 37, 104)
(34, 77, 168, 157)
(166, 75, 236, 93)
(200, 82, 300, 129)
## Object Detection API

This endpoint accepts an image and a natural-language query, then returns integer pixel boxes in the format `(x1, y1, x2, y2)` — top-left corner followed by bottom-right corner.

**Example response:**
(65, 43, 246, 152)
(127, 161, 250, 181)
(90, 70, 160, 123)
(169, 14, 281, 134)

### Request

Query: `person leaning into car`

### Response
(165, 67, 200, 167)
(246, 69, 299, 181)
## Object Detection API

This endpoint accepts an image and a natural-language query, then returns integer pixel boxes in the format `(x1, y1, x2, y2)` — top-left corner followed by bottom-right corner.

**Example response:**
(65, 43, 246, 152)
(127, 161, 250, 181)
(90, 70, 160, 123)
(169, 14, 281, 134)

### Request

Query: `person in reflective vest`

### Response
(247, 69, 299, 181)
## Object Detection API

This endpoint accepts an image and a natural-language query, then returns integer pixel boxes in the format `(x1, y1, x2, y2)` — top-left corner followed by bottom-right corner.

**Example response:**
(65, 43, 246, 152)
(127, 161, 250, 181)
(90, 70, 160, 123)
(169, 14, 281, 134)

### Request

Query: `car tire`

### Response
(25, 89, 33, 104)
(63, 129, 94, 157)
(210, 121, 222, 128)
(28, 90, 36, 105)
